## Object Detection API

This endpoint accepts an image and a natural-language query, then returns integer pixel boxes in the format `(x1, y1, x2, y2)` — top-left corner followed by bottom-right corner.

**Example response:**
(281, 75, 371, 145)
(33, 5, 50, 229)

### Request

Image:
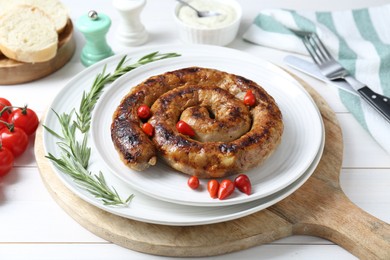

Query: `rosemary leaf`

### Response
(45, 51, 180, 206)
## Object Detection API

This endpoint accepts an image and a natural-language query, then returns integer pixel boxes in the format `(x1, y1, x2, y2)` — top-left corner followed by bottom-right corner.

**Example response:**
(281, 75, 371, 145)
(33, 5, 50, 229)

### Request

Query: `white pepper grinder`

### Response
(112, 0, 148, 46)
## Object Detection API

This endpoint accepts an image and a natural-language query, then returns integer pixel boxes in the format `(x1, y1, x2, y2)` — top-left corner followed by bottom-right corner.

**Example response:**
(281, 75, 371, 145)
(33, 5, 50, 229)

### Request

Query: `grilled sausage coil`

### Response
(111, 67, 283, 178)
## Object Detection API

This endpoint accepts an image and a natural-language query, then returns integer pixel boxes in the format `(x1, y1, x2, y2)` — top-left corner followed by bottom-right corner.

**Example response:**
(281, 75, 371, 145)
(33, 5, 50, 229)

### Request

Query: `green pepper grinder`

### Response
(76, 10, 114, 67)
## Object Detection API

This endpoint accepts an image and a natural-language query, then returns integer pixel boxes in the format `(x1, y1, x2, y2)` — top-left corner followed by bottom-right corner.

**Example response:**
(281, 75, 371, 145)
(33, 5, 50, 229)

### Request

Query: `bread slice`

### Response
(0, 0, 69, 33)
(0, 5, 58, 63)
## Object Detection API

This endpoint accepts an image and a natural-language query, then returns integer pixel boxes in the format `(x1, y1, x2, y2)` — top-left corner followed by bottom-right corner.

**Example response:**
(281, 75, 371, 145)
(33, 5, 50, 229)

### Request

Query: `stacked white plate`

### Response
(43, 45, 325, 226)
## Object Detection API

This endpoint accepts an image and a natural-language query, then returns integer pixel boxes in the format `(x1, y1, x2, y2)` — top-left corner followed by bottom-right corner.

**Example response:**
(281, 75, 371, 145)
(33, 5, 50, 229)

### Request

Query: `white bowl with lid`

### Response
(173, 0, 242, 46)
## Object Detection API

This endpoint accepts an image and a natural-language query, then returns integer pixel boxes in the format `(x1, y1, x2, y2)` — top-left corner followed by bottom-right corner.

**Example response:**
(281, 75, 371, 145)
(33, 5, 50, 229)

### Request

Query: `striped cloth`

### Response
(243, 5, 390, 154)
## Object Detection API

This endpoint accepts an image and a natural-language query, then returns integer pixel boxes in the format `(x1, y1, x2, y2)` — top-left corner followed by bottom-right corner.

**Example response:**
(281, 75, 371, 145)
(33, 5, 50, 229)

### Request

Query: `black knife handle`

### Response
(358, 86, 390, 123)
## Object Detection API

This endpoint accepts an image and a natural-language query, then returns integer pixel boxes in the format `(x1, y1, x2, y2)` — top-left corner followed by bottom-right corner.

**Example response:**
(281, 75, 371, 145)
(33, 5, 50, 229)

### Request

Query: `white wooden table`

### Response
(1, 0, 389, 259)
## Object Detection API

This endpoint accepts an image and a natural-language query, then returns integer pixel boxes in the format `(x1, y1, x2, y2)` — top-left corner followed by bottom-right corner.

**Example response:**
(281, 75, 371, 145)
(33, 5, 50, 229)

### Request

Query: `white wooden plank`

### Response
(338, 114, 390, 168)
(340, 168, 390, 223)
(0, 243, 357, 260)
(0, 201, 104, 242)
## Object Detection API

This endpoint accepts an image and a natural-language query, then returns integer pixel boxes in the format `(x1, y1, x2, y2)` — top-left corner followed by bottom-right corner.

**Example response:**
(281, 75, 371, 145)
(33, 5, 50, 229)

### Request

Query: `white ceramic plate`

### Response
(43, 44, 324, 225)
(91, 49, 323, 206)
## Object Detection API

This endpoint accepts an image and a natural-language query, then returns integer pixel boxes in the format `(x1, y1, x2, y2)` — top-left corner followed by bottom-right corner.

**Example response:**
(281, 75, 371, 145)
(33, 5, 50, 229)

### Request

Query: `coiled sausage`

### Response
(111, 67, 283, 178)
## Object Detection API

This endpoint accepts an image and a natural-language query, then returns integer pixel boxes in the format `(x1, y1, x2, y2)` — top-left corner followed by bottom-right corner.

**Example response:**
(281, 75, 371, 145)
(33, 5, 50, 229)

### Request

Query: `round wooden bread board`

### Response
(0, 19, 75, 85)
(34, 76, 390, 259)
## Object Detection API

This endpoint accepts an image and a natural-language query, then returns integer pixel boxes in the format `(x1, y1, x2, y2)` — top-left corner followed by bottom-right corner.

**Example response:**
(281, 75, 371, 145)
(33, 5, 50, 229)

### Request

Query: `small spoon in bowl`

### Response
(176, 0, 220, 18)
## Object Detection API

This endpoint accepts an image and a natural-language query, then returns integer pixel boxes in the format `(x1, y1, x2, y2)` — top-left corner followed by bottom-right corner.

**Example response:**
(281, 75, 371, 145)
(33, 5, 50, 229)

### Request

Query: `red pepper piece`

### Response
(243, 90, 256, 106)
(234, 174, 252, 195)
(176, 120, 195, 137)
(142, 122, 154, 136)
(207, 179, 219, 199)
(218, 179, 235, 200)
(137, 104, 151, 119)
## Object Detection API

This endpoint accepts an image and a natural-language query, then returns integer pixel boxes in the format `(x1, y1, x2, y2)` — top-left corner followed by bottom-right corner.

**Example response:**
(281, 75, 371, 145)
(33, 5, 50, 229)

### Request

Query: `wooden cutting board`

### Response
(34, 77, 390, 259)
(0, 19, 75, 85)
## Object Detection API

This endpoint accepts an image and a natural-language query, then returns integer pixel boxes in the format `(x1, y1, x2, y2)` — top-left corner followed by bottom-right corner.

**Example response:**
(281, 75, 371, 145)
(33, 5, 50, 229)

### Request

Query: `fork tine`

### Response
(311, 33, 333, 61)
(307, 35, 328, 64)
(301, 33, 349, 80)
(301, 33, 334, 66)
(301, 34, 322, 65)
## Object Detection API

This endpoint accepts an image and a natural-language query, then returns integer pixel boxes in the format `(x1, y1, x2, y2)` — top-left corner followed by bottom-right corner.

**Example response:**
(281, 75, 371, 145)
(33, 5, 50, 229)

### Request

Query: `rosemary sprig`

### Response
(76, 51, 180, 133)
(44, 51, 180, 206)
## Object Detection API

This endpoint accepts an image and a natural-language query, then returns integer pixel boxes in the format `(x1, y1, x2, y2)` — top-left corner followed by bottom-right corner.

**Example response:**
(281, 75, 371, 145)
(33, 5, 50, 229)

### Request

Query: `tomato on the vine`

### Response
(0, 97, 12, 121)
(0, 126, 28, 157)
(0, 144, 14, 177)
(0, 120, 6, 130)
(8, 107, 39, 135)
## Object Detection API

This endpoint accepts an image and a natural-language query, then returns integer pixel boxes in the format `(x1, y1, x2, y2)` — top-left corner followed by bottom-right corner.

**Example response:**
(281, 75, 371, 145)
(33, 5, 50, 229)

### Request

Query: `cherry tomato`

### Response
(176, 120, 195, 137)
(142, 122, 154, 136)
(234, 174, 252, 195)
(218, 179, 235, 200)
(207, 179, 219, 199)
(0, 126, 28, 157)
(137, 104, 151, 119)
(0, 97, 12, 121)
(243, 90, 256, 106)
(0, 145, 14, 177)
(0, 120, 6, 130)
(187, 175, 199, 190)
(8, 107, 39, 135)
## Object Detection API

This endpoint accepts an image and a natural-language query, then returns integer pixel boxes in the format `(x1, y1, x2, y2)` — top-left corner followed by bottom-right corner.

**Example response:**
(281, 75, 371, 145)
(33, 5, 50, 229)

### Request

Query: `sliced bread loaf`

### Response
(0, 5, 58, 63)
(0, 0, 69, 33)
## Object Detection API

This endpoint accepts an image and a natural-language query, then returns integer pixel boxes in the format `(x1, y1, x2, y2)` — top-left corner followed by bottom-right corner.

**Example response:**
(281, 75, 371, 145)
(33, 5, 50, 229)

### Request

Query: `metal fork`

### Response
(298, 31, 390, 123)
(301, 33, 352, 82)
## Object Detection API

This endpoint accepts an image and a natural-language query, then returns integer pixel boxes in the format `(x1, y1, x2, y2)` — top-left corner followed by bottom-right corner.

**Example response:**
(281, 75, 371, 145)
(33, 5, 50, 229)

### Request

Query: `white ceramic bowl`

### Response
(173, 0, 242, 46)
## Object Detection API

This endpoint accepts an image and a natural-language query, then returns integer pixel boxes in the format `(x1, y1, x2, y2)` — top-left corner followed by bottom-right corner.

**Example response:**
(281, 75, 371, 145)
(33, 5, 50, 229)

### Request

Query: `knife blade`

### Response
(284, 55, 390, 123)
(283, 55, 357, 95)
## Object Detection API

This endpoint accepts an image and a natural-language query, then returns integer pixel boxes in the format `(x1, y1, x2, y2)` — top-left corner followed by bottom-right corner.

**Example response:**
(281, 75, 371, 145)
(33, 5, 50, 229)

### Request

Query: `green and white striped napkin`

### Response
(243, 5, 390, 154)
